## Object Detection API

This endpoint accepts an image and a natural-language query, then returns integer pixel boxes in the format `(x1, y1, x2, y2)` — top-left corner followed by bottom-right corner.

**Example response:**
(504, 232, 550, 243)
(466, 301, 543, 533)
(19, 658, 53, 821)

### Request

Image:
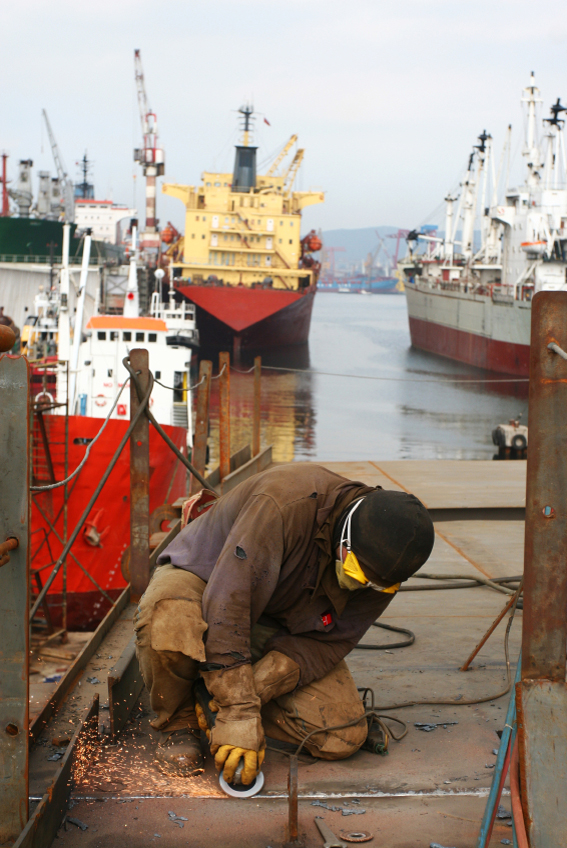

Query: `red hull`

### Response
(32, 415, 187, 629)
(408, 316, 531, 376)
(176, 283, 316, 350)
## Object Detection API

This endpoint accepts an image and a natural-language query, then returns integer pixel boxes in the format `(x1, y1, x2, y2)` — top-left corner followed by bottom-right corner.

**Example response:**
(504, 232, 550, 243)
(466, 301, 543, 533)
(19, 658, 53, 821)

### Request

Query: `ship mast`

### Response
(522, 73, 544, 187)
(443, 194, 456, 260)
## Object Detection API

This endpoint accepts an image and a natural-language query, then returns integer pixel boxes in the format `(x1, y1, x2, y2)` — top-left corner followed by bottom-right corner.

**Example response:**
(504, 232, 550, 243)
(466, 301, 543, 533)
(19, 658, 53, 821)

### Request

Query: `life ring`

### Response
(95, 394, 107, 407)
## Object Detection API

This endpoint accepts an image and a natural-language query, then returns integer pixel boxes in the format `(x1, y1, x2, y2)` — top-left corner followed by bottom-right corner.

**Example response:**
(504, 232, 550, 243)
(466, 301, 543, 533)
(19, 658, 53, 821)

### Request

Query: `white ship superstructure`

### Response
(403, 75, 567, 375)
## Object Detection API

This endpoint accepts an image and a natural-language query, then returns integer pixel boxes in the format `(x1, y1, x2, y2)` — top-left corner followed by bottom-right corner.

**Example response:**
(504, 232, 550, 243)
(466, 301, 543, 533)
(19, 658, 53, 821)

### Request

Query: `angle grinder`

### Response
(193, 678, 265, 798)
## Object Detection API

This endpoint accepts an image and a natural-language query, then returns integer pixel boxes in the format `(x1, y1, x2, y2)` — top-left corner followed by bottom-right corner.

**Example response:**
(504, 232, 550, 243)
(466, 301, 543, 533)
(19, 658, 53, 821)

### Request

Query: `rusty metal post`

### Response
(0, 352, 30, 842)
(218, 351, 231, 481)
(190, 360, 212, 494)
(282, 754, 304, 848)
(252, 356, 261, 457)
(129, 348, 150, 602)
(518, 291, 567, 845)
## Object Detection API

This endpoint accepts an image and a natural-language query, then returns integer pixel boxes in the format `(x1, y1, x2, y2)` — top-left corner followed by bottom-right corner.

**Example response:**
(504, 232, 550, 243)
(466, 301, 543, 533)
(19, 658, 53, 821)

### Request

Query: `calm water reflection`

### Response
(203, 293, 529, 465)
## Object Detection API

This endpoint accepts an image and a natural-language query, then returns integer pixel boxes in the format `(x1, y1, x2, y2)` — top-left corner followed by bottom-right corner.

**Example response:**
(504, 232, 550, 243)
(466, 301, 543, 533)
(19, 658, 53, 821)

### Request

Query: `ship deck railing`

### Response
(0, 253, 101, 266)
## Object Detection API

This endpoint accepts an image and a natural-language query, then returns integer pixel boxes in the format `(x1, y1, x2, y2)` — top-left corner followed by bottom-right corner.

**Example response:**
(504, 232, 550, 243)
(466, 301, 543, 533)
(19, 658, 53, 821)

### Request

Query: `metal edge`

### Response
(30, 586, 130, 742)
(15, 695, 99, 848)
(107, 635, 144, 742)
(221, 444, 273, 493)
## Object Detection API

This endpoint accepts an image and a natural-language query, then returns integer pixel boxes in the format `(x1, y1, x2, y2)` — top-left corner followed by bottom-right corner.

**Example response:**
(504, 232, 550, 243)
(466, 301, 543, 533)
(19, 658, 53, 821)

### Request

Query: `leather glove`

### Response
(201, 664, 265, 758)
(214, 742, 266, 785)
(252, 650, 301, 704)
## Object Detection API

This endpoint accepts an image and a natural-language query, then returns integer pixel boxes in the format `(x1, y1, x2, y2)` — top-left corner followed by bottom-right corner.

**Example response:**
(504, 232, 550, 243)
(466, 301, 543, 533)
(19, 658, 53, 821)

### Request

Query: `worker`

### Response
(134, 463, 434, 785)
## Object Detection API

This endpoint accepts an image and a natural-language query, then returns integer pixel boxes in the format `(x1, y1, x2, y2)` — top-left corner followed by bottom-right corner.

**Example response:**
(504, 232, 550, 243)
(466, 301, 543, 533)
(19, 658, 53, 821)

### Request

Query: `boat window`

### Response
(148, 333, 157, 343)
(289, 239, 293, 244)
(107, 369, 113, 377)
(155, 371, 161, 379)
(136, 332, 145, 342)
(97, 331, 106, 340)
(123, 332, 132, 341)
(110, 331, 118, 341)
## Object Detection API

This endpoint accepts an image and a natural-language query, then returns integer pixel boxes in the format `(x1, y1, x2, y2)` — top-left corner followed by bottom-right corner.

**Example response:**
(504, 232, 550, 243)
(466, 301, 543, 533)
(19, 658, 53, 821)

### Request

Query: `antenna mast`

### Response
(42, 109, 75, 222)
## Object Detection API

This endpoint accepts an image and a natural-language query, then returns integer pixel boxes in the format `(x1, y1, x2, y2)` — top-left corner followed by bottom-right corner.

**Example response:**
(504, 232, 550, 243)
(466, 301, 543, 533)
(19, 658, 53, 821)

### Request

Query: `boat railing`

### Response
(0, 253, 100, 266)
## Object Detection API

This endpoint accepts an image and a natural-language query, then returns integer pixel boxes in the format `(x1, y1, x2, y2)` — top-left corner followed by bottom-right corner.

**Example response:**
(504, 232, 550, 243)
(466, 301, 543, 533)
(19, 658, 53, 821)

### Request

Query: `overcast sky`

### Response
(2, 0, 567, 234)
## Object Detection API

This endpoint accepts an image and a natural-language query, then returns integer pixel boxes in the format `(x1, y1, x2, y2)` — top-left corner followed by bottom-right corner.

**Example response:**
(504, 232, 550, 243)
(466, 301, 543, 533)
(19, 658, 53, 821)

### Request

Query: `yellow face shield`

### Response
(339, 500, 400, 594)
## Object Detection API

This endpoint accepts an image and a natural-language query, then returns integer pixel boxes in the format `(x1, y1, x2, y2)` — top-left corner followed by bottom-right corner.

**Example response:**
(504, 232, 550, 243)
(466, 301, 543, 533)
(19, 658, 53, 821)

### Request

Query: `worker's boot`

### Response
(155, 728, 204, 777)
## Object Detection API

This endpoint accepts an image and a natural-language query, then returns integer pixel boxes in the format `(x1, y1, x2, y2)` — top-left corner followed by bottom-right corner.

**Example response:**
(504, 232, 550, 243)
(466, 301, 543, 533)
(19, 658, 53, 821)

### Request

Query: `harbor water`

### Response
(205, 292, 529, 466)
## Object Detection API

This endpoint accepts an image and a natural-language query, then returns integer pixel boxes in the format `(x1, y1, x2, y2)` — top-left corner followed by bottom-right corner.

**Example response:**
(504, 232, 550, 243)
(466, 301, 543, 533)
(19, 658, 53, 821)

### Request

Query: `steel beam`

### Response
(218, 352, 231, 481)
(0, 354, 30, 843)
(252, 356, 261, 457)
(14, 696, 99, 848)
(190, 359, 212, 494)
(522, 292, 567, 679)
(108, 635, 144, 742)
(519, 291, 567, 847)
(30, 586, 131, 742)
(129, 349, 150, 601)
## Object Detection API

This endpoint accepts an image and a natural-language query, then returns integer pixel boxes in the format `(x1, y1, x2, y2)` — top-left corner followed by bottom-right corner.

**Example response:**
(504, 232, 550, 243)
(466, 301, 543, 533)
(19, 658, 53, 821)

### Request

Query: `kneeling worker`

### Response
(135, 463, 434, 785)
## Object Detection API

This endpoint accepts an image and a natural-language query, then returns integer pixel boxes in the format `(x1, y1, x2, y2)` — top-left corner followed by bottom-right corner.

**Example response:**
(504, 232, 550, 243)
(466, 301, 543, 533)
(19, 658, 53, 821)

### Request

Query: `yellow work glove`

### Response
(194, 700, 219, 741)
(214, 743, 266, 786)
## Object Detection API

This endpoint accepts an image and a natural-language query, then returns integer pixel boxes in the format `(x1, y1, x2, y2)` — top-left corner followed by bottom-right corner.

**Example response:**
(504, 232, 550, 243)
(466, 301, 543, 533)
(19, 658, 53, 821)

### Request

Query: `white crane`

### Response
(42, 109, 75, 223)
(133, 49, 164, 251)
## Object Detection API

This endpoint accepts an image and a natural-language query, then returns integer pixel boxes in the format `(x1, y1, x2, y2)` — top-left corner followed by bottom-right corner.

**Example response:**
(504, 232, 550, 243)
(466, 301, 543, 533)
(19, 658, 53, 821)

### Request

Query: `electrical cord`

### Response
(354, 622, 415, 650)
(290, 582, 522, 759)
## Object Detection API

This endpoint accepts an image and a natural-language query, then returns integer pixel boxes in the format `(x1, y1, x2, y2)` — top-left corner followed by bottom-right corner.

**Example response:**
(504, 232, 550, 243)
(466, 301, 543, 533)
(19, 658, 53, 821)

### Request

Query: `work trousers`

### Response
(134, 563, 367, 760)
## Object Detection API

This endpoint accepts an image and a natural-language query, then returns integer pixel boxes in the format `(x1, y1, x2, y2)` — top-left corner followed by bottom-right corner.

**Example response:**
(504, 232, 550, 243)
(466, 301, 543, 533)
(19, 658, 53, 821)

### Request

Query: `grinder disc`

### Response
(340, 832, 374, 843)
(218, 769, 265, 798)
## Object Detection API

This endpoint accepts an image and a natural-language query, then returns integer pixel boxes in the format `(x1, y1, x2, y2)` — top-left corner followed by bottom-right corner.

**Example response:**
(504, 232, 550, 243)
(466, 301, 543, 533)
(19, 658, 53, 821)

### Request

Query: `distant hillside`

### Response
(320, 226, 406, 271)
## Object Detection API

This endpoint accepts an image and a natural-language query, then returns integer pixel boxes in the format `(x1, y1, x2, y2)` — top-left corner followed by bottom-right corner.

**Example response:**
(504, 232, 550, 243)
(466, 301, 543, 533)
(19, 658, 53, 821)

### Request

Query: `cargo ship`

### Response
(402, 75, 567, 376)
(162, 106, 324, 356)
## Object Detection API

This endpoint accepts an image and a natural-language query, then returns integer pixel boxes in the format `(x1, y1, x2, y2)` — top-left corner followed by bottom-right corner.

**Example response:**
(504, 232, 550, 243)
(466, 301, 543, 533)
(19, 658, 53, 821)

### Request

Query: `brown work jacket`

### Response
(158, 463, 393, 686)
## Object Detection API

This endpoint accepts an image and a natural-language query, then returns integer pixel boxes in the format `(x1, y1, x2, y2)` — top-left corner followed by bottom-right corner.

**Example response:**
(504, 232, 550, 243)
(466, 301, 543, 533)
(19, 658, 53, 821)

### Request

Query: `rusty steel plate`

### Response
(517, 679, 567, 847)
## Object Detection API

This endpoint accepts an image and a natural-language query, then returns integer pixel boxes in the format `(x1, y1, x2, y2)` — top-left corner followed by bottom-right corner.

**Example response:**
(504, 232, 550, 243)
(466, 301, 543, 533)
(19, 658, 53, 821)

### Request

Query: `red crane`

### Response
(323, 246, 346, 282)
(387, 229, 410, 266)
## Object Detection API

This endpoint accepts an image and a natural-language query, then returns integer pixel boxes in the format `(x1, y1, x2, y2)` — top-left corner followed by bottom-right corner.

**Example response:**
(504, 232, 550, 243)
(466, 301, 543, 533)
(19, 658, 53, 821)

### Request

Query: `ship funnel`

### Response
(232, 146, 257, 192)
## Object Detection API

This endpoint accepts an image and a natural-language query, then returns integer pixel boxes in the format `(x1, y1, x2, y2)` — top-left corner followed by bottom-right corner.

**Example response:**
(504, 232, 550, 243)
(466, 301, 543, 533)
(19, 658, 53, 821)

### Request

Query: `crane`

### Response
(265, 134, 298, 177)
(42, 109, 75, 222)
(283, 148, 304, 193)
(322, 246, 346, 282)
(387, 229, 410, 267)
(133, 49, 164, 250)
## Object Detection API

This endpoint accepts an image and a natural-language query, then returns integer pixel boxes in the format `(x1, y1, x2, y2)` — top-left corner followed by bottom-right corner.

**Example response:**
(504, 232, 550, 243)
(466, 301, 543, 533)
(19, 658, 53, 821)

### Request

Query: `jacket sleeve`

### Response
(200, 493, 285, 670)
(264, 590, 394, 687)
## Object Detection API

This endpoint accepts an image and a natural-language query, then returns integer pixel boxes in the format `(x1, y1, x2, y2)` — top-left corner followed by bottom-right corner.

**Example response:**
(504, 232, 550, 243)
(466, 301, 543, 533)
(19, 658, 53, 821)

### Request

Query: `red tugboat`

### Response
(162, 106, 324, 356)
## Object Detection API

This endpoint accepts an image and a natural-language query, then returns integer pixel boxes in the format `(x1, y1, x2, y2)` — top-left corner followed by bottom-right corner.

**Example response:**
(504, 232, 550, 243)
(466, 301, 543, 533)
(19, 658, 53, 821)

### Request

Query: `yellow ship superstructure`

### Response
(161, 106, 325, 353)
